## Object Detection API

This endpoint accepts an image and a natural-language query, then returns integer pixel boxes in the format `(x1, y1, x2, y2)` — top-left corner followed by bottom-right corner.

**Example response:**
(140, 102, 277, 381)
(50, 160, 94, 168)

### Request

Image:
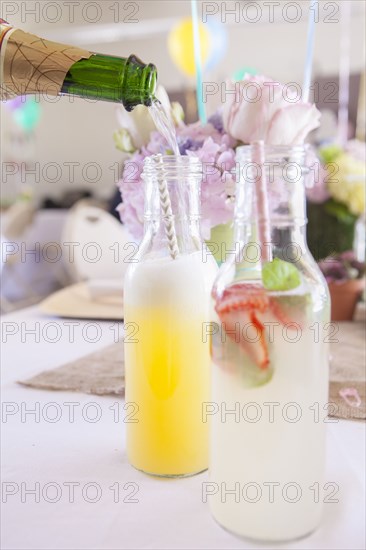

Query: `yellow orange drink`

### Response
(124, 251, 217, 476)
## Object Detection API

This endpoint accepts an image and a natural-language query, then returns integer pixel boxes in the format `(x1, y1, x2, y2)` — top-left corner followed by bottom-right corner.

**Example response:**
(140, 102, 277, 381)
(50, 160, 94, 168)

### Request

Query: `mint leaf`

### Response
(262, 258, 301, 291)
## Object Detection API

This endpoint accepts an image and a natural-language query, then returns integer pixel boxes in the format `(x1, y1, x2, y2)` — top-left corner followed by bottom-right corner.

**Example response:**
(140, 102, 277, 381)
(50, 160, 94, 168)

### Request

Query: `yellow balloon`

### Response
(168, 18, 210, 77)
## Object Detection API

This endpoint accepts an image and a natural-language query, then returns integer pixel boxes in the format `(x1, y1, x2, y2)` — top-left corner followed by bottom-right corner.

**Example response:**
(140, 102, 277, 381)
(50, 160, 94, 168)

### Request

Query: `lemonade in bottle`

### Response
(124, 155, 217, 476)
(208, 145, 330, 541)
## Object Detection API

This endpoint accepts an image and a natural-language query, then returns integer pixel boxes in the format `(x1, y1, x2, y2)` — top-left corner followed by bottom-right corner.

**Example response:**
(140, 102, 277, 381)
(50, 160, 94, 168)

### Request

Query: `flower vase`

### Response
(328, 278, 365, 321)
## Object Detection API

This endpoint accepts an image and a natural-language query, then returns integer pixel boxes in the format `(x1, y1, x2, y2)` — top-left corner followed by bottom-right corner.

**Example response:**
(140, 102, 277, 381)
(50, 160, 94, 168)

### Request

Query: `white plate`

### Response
(38, 281, 124, 320)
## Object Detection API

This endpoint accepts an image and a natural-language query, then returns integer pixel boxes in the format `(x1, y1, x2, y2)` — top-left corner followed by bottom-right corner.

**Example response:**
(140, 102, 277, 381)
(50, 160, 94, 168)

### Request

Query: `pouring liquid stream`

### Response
(149, 98, 180, 156)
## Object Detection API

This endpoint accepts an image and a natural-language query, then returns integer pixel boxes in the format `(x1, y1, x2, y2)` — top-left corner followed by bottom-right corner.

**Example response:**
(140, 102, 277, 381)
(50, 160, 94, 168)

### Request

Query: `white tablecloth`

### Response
(1, 307, 365, 550)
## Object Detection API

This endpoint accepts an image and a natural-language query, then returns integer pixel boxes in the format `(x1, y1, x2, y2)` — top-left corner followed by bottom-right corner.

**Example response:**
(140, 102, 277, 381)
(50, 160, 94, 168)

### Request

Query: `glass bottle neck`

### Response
(142, 156, 203, 257)
(61, 54, 157, 109)
(233, 222, 308, 265)
(234, 145, 309, 262)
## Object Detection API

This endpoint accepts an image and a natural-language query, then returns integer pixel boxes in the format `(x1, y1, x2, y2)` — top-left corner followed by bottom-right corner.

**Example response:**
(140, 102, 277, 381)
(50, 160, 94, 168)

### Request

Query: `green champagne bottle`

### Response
(61, 53, 157, 110)
(0, 20, 157, 110)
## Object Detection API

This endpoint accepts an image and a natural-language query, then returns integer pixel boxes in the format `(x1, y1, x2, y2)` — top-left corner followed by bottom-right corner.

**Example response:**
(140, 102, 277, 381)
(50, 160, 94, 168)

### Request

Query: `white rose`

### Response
(222, 75, 320, 145)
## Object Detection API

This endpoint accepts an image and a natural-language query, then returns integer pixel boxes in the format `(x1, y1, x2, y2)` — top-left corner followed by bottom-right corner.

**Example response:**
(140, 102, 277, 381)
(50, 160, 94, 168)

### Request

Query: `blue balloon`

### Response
(205, 18, 228, 72)
(13, 97, 41, 132)
(232, 67, 257, 81)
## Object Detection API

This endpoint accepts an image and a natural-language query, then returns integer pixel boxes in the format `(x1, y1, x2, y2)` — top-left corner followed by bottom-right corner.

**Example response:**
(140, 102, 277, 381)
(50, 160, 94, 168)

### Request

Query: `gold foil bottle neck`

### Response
(0, 25, 92, 100)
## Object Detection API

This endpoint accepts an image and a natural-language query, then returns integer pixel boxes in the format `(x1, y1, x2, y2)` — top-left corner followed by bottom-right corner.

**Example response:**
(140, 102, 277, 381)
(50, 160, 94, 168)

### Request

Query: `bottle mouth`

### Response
(236, 144, 308, 164)
(146, 63, 157, 99)
(142, 155, 202, 226)
(142, 154, 202, 180)
(124, 56, 157, 110)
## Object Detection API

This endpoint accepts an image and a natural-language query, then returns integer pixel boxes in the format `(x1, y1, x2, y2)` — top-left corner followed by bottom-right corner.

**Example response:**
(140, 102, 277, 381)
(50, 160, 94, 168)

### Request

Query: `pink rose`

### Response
(222, 75, 320, 145)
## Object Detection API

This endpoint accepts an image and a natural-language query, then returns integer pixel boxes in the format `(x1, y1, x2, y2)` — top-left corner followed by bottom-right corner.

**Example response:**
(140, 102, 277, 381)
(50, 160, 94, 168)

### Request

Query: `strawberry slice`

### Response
(269, 294, 309, 329)
(249, 310, 270, 369)
(217, 283, 269, 313)
(268, 296, 294, 326)
(215, 284, 270, 370)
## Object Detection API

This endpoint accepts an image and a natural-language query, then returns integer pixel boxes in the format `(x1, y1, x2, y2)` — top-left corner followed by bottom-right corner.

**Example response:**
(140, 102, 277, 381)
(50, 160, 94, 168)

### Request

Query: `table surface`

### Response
(1, 307, 365, 550)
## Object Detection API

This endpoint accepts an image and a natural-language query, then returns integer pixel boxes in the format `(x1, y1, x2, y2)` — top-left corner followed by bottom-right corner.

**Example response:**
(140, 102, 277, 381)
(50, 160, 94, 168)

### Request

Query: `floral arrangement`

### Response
(307, 141, 365, 216)
(318, 250, 365, 284)
(115, 89, 237, 239)
(114, 76, 320, 240)
(306, 140, 366, 260)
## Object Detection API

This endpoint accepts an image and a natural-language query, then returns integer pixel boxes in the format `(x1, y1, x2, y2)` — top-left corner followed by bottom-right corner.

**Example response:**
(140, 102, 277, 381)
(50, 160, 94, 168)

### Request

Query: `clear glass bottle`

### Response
(208, 145, 330, 541)
(354, 212, 366, 262)
(124, 155, 218, 477)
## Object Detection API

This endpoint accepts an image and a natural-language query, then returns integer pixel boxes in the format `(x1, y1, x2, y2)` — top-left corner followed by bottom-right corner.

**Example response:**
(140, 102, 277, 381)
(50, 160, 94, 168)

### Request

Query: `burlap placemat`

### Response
(19, 323, 365, 420)
(19, 342, 125, 396)
(328, 321, 365, 421)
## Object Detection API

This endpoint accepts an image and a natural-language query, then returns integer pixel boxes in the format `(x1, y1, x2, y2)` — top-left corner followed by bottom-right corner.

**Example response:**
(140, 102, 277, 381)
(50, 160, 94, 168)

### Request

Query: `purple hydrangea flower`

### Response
(179, 138, 203, 155)
(208, 112, 224, 133)
(318, 250, 365, 283)
(117, 120, 237, 240)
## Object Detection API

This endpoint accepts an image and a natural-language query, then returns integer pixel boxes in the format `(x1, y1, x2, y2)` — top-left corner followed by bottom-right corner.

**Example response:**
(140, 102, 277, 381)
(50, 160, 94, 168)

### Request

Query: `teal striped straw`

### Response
(191, 0, 207, 124)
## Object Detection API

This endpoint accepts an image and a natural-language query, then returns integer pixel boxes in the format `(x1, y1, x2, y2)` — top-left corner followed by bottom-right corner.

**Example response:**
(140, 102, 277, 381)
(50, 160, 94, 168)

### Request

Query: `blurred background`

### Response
(1, 0, 365, 310)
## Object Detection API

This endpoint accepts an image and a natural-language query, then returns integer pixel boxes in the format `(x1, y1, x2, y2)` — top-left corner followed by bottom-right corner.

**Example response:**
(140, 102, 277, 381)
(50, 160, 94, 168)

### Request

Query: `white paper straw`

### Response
(156, 155, 179, 260)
